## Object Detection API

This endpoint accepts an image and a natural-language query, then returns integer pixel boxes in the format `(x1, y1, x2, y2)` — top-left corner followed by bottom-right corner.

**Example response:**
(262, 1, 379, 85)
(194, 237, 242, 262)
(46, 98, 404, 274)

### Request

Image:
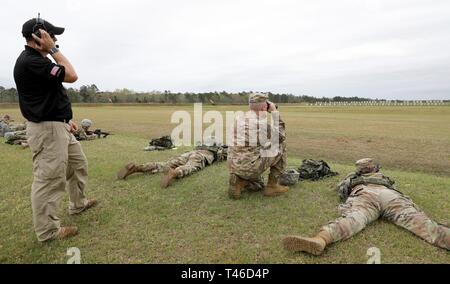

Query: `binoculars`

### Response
(267, 101, 278, 110)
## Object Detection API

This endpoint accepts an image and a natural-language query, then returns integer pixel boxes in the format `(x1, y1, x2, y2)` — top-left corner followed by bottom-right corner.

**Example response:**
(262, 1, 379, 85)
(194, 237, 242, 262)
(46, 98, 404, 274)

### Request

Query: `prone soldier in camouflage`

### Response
(4, 130, 28, 148)
(73, 119, 98, 141)
(282, 158, 450, 255)
(227, 92, 288, 199)
(0, 114, 26, 135)
(117, 140, 265, 191)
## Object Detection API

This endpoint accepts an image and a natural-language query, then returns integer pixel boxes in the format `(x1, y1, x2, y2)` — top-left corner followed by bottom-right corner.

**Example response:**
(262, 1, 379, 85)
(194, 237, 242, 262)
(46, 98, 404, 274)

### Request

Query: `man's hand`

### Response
(68, 120, 78, 133)
(31, 29, 56, 53)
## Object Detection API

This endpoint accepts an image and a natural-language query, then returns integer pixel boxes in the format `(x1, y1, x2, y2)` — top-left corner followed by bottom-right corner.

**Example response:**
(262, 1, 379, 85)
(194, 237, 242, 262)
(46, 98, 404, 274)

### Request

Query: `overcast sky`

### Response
(2, 0, 450, 99)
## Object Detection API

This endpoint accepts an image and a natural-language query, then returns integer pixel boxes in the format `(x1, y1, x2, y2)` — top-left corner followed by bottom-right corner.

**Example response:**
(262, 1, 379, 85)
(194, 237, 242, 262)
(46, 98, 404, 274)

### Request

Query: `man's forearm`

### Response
(51, 51, 78, 83)
(271, 111, 286, 142)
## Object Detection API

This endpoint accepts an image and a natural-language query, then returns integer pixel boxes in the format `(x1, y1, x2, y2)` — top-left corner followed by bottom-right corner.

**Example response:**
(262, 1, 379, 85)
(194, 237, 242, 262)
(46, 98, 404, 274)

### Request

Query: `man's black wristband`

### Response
(49, 47, 59, 55)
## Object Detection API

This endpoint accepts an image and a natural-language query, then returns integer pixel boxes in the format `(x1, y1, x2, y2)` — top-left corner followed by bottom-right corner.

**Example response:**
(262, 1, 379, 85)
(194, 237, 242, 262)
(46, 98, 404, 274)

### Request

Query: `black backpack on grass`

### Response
(149, 135, 174, 149)
(298, 159, 338, 181)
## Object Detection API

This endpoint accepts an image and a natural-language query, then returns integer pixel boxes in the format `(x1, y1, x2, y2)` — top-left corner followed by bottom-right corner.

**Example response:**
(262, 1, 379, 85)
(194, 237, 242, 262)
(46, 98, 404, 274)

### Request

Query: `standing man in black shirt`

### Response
(14, 16, 97, 242)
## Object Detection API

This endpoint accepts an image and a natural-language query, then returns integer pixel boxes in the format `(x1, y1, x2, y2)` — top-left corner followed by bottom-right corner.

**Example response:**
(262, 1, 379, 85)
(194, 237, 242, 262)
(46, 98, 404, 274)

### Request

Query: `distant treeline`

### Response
(1, 85, 448, 104)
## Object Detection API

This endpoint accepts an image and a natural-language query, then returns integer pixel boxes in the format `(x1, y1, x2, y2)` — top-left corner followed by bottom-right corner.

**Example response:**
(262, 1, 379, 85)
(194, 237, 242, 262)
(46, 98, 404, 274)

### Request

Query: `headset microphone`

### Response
(32, 13, 60, 48)
(32, 12, 46, 39)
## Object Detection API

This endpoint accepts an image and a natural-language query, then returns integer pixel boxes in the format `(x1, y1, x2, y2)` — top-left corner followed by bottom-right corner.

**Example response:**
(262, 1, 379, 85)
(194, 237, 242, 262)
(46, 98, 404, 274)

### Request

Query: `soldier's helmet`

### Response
(356, 158, 380, 174)
(280, 168, 300, 186)
(248, 92, 269, 104)
(4, 132, 15, 141)
(80, 119, 92, 128)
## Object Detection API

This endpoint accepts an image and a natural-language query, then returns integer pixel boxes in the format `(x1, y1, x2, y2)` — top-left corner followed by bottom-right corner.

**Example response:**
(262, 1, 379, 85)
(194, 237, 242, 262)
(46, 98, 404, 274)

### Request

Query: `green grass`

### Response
(0, 105, 449, 263)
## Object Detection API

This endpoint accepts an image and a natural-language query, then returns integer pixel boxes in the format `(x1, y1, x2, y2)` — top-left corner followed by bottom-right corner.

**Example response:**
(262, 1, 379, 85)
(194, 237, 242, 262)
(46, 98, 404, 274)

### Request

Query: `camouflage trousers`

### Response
(9, 123, 26, 131)
(4, 130, 27, 144)
(321, 185, 450, 250)
(141, 151, 210, 178)
(229, 144, 287, 182)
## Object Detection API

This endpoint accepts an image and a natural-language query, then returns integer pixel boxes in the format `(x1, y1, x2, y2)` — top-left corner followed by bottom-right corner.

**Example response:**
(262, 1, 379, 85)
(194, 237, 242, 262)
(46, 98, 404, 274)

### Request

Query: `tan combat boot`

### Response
(263, 174, 289, 197)
(228, 174, 249, 200)
(55, 226, 79, 240)
(117, 162, 147, 180)
(160, 168, 178, 188)
(282, 230, 333, 255)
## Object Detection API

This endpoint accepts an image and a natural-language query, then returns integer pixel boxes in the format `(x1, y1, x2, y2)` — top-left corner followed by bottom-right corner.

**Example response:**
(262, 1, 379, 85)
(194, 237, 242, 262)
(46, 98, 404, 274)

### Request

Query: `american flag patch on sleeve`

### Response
(50, 66, 60, 76)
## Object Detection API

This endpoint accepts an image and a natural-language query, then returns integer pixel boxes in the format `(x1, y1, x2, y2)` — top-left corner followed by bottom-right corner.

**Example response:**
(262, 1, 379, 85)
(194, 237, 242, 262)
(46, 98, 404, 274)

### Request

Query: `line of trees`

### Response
(2, 85, 448, 104)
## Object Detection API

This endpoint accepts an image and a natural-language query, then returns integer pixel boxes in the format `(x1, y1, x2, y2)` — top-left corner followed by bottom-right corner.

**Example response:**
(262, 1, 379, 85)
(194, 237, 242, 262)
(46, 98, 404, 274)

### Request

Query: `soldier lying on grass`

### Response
(282, 158, 450, 255)
(117, 140, 265, 191)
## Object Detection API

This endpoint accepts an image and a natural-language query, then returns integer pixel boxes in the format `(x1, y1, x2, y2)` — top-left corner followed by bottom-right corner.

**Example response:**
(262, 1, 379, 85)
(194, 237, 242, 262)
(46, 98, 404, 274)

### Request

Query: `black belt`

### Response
(40, 119, 70, 124)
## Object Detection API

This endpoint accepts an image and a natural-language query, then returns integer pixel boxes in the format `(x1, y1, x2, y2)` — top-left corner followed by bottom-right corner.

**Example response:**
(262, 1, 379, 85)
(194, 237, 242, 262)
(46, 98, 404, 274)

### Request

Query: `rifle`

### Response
(93, 129, 113, 138)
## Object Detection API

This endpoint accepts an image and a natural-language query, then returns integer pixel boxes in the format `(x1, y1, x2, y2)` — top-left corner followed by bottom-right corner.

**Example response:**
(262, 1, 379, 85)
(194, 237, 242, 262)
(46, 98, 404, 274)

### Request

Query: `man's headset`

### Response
(32, 13, 46, 39)
(32, 13, 59, 48)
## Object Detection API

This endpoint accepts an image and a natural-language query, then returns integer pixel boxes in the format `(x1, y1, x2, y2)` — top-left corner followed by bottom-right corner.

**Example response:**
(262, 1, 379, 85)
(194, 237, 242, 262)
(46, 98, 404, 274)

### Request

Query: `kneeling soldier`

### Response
(227, 92, 288, 199)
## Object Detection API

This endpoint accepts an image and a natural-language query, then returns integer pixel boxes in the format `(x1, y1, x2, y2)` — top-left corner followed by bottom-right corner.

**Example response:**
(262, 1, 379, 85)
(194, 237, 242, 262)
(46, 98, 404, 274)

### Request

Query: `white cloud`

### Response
(1, 0, 450, 99)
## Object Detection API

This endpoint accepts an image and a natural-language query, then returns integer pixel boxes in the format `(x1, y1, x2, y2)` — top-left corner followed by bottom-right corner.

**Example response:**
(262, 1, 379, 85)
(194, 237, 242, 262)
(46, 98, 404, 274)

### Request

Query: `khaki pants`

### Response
(27, 121, 89, 242)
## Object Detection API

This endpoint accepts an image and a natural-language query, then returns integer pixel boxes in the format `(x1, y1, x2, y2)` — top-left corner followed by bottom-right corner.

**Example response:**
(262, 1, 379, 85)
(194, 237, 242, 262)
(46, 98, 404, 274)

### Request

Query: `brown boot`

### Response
(70, 199, 99, 215)
(55, 226, 79, 240)
(117, 162, 140, 180)
(263, 175, 289, 197)
(282, 231, 333, 255)
(228, 174, 249, 200)
(161, 168, 178, 188)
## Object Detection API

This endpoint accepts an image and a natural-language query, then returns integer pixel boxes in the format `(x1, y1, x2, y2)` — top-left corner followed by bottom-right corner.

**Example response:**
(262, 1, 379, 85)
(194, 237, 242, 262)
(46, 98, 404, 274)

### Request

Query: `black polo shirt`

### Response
(13, 46, 73, 123)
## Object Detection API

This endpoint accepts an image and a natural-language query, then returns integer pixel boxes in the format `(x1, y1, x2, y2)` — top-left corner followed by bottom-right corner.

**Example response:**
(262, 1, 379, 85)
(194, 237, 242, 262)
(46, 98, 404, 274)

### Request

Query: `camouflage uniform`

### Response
(118, 144, 265, 191)
(0, 115, 26, 134)
(7, 123, 26, 132)
(74, 119, 98, 141)
(228, 113, 286, 181)
(4, 130, 28, 145)
(322, 159, 450, 250)
(282, 158, 449, 255)
(321, 172, 450, 249)
(142, 149, 216, 178)
(74, 128, 97, 141)
(0, 122, 10, 137)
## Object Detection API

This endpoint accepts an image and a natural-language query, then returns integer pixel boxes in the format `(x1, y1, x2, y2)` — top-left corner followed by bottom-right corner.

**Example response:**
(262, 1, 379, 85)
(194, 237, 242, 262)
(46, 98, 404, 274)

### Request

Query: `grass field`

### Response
(0, 104, 449, 263)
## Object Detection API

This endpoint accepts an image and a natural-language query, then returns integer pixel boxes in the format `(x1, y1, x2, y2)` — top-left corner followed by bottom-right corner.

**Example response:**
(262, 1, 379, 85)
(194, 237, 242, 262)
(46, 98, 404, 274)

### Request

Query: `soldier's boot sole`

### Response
(263, 184, 289, 197)
(117, 162, 136, 180)
(161, 168, 177, 188)
(282, 236, 326, 255)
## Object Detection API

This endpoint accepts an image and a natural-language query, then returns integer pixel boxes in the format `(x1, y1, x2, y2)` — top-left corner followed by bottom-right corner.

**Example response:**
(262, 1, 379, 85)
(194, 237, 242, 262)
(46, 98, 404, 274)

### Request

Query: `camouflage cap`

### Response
(355, 158, 380, 173)
(248, 92, 268, 104)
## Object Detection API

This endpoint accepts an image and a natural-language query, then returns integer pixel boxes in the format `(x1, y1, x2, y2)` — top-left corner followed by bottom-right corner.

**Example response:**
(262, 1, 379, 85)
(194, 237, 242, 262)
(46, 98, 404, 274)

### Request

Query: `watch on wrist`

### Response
(49, 47, 59, 55)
